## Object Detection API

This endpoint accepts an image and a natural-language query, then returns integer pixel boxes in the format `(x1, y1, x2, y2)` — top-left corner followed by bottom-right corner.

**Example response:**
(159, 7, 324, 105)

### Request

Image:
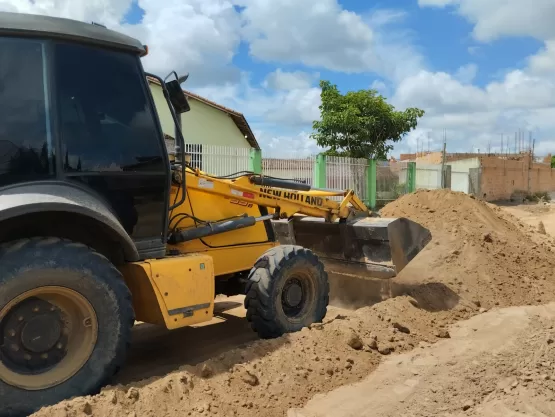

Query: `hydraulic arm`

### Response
(175, 167, 370, 225)
(168, 167, 432, 280)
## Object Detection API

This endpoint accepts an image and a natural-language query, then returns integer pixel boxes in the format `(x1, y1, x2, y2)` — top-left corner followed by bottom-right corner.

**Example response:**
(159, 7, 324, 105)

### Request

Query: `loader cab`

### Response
(0, 12, 188, 260)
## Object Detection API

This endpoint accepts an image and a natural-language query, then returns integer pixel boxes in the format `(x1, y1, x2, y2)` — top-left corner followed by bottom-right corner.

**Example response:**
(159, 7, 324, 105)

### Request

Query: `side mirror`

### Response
(165, 79, 190, 114)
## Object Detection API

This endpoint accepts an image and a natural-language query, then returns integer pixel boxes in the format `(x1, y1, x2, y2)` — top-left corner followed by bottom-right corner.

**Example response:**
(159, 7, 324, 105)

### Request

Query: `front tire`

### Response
(0, 238, 134, 417)
(244, 245, 329, 339)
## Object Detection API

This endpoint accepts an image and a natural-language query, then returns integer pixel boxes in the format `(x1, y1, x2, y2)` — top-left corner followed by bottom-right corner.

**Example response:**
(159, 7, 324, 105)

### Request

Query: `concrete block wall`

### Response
(529, 166, 555, 193)
(479, 156, 555, 201)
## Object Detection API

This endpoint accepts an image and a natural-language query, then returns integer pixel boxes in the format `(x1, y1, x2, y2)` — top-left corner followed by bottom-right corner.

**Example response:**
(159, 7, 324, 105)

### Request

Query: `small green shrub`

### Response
(524, 191, 551, 202)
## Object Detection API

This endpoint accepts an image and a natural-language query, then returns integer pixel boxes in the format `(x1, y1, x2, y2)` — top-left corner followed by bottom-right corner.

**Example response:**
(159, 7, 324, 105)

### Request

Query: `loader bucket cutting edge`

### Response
(271, 216, 432, 280)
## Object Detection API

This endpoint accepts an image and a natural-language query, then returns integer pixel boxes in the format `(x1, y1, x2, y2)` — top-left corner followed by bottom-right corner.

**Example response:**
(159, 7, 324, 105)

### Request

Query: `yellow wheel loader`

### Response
(0, 11, 431, 416)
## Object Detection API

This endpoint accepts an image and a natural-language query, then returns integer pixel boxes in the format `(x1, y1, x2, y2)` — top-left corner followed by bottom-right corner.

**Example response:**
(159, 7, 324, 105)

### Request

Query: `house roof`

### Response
(147, 76, 260, 150)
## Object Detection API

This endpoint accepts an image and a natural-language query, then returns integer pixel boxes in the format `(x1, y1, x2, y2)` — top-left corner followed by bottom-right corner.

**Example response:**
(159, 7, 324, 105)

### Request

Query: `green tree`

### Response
(311, 80, 425, 159)
(551, 155, 555, 168)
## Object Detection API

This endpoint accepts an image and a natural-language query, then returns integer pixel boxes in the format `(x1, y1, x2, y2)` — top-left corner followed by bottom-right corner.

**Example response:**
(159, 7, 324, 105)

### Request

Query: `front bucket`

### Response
(271, 215, 432, 280)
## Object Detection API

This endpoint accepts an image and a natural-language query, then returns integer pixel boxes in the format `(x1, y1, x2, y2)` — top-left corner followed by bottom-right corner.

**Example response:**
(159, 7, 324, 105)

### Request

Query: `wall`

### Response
(448, 158, 480, 194)
(528, 164, 555, 195)
(479, 156, 555, 200)
(416, 152, 444, 164)
(149, 82, 174, 138)
(148, 82, 250, 149)
(400, 152, 437, 162)
(182, 100, 249, 148)
(415, 163, 443, 190)
(403, 152, 481, 164)
(448, 158, 480, 171)
(402, 151, 530, 165)
(398, 152, 443, 164)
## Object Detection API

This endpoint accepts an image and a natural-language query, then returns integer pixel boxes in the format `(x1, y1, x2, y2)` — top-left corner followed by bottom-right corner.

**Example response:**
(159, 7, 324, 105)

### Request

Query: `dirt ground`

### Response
(502, 201, 555, 235)
(290, 302, 555, 417)
(31, 190, 555, 417)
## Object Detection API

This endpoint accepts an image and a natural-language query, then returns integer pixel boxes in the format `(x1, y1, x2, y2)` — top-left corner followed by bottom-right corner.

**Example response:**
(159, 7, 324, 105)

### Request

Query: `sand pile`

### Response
(381, 189, 555, 309)
(32, 190, 555, 417)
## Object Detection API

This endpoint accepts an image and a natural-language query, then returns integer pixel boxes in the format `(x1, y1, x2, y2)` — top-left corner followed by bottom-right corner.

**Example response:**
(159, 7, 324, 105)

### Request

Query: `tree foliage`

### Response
(311, 80, 425, 159)
(551, 155, 555, 168)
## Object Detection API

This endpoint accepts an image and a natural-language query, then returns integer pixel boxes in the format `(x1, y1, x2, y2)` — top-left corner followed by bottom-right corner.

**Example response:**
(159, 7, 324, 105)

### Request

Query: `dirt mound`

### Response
(380, 189, 555, 310)
(32, 190, 555, 417)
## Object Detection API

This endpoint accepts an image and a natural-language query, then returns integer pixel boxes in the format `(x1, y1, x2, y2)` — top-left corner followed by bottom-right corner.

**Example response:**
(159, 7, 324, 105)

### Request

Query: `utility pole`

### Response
(441, 129, 447, 188)
(416, 136, 420, 158)
(527, 136, 535, 195)
(529, 131, 532, 153)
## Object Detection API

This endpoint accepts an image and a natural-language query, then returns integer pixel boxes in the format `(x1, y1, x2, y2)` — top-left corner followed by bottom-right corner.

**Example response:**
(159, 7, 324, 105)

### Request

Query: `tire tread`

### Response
(0, 237, 134, 417)
(244, 245, 329, 339)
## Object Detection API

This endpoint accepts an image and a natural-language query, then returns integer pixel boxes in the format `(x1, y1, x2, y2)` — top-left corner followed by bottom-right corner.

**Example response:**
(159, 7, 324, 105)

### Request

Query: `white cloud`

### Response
(190, 72, 321, 128)
(390, 44, 555, 153)
(0, 0, 131, 26)
(234, 1, 424, 81)
(404, 0, 555, 156)
(367, 8, 407, 27)
(255, 131, 323, 158)
(467, 46, 480, 55)
(528, 40, 555, 75)
(125, 0, 242, 86)
(371, 80, 389, 96)
(1, 0, 243, 87)
(418, 0, 555, 42)
(486, 70, 555, 110)
(188, 81, 243, 108)
(263, 69, 319, 91)
(418, 0, 455, 6)
(394, 70, 488, 114)
(236, 0, 374, 73)
(369, 24, 426, 82)
(454, 63, 478, 84)
(261, 88, 321, 126)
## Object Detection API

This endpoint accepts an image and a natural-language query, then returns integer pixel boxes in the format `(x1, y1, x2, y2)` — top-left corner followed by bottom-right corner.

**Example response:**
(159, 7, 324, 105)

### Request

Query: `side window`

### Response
(54, 43, 165, 173)
(0, 39, 52, 186)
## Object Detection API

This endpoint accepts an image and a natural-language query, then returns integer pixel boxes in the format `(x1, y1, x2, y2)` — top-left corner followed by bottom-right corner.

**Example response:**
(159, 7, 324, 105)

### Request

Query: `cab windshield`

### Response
(0, 37, 166, 185)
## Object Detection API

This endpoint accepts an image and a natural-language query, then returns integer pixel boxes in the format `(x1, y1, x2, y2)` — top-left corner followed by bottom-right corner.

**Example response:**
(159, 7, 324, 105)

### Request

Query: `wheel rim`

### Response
(0, 286, 98, 390)
(280, 272, 316, 321)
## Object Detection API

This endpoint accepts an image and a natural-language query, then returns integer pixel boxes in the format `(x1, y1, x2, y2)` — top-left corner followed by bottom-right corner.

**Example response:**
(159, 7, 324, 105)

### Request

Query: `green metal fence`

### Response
(245, 148, 416, 210)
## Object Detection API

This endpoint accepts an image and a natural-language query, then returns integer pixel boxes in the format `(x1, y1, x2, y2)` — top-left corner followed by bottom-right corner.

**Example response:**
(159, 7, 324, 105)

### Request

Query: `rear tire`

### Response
(244, 245, 329, 339)
(0, 238, 134, 417)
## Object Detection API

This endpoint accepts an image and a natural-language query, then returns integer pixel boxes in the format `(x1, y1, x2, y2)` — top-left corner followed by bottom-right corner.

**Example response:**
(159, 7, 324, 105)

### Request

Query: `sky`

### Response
(2, 0, 555, 158)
